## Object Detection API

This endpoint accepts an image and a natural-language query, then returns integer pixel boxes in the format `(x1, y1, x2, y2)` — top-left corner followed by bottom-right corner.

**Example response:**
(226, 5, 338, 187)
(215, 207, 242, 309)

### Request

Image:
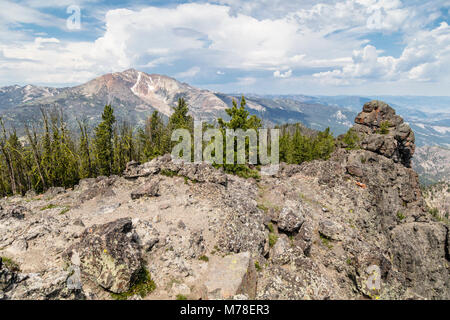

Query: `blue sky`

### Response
(0, 0, 449, 95)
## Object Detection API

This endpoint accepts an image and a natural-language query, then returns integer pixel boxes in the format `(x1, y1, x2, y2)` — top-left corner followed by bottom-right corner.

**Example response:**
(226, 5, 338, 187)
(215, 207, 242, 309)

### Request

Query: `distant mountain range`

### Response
(0, 69, 449, 149)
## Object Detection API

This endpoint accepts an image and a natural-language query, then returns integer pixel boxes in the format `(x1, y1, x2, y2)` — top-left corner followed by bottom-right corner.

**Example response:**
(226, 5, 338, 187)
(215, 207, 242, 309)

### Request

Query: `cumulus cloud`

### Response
(274, 69, 293, 78)
(314, 22, 450, 85)
(0, 0, 449, 94)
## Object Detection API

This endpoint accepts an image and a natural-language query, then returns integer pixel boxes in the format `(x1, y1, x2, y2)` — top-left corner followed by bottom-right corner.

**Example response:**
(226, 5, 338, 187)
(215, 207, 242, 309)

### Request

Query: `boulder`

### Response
(131, 179, 160, 200)
(44, 187, 66, 199)
(204, 252, 257, 300)
(318, 219, 345, 241)
(64, 218, 142, 294)
(277, 202, 305, 234)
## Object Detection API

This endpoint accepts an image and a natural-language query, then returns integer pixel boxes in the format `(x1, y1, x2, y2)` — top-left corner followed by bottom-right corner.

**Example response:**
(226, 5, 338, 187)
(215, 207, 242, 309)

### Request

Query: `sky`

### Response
(0, 0, 449, 96)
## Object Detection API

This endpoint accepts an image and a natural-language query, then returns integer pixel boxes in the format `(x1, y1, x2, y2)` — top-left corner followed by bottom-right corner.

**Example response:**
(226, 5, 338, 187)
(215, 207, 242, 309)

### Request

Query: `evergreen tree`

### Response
(169, 98, 193, 131)
(94, 105, 116, 176)
(217, 96, 262, 178)
(78, 120, 93, 179)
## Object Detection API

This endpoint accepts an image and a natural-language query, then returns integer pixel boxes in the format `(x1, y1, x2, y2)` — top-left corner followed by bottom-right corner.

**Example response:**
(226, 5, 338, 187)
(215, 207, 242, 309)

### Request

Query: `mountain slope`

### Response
(413, 146, 450, 185)
(0, 69, 449, 149)
(0, 69, 233, 129)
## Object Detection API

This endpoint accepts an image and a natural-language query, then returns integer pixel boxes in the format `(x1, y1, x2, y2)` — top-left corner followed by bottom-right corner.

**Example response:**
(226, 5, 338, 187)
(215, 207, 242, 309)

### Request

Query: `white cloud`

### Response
(0, 1, 449, 94)
(274, 69, 292, 78)
(313, 22, 450, 85)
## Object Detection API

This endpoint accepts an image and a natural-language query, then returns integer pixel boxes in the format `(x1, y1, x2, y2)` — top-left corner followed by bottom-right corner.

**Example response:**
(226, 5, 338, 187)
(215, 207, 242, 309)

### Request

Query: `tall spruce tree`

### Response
(217, 96, 262, 178)
(94, 105, 116, 176)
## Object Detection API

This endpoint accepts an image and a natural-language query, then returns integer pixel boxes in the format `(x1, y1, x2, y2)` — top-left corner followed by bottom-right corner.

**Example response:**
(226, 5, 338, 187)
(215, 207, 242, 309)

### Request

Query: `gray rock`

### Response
(98, 202, 121, 214)
(64, 218, 142, 294)
(0, 206, 27, 220)
(0, 257, 18, 292)
(390, 222, 450, 299)
(272, 235, 290, 265)
(354, 100, 415, 167)
(131, 218, 160, 252)
(66, 266, 82, 291)
(6, 269, 83, 300)
(7, 238, 28, 254)
(44, 187, 66, 199)
(278, 204, 305, 234)
(319, 219, 345, 241)
(130, 179, 160, 200)
(204, 252, 257, 300)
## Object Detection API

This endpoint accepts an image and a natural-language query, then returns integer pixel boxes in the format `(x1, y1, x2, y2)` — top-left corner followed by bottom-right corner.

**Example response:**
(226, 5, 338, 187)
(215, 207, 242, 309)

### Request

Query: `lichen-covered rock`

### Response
(64, 218, 142, 294)
(277, 203, 305, 234)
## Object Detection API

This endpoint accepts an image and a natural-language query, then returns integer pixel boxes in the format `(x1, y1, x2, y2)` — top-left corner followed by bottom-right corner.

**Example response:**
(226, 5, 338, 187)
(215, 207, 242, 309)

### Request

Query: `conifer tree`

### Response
(169, 98, 193, 131)
(217, 96, 262, 178)
(78, 120, 93, 179)
(94, 105, 116, 176)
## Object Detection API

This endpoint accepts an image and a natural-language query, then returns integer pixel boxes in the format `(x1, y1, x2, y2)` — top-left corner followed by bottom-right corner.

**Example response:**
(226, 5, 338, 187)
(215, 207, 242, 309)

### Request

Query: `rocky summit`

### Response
(1, 101, 449, 300)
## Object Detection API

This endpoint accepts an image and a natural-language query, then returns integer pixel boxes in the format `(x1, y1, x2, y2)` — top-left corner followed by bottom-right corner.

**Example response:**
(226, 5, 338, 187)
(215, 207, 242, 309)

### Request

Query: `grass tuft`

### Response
(111, 267, 156, 300)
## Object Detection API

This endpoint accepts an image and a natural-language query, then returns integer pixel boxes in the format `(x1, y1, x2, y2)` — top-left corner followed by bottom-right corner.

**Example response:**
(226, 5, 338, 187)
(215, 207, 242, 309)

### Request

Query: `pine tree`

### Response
(78, 119, 93, 179)
(217, 96, 262, 178)
(94, 105, 116, 176)
(169, 98, 193, 132)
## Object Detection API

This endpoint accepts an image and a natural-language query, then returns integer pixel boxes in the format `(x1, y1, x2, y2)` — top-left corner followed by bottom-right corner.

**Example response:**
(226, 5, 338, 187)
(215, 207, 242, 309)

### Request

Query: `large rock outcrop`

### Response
(354, 100, 415, 167)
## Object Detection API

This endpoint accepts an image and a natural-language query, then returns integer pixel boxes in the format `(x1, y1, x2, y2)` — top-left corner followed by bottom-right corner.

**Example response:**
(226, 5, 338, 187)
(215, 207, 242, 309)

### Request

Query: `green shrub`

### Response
(160, 169, 178, 177)
(40, 204, 58, 211)
(320, 234, 333, 249)
(397, 211, 405, 221)
(199, 255, 209, 262)
(268, 233, 278, 248)
(176, 294, 188, 300)
(111, 267, 156, 300)
(377, 121, 391, 135)
(59, 207, 70, 215)
(0, 256, 20, 272)
(342, 128, 360, 150)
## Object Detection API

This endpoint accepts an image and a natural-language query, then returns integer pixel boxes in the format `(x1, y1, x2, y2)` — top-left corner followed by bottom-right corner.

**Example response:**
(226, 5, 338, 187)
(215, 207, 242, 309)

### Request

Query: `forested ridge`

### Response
(0, 97, 344, 196)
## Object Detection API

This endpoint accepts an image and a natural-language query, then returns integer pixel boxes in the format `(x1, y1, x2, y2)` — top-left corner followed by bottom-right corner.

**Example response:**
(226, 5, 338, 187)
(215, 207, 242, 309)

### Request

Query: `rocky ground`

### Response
(1, 101, 449, 300)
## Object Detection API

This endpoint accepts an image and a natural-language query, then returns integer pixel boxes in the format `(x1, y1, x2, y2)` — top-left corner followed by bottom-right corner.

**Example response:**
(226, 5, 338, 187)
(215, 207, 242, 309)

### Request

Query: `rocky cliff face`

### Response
(1, 101, 449, 300)
(354, 100, 415, 167)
